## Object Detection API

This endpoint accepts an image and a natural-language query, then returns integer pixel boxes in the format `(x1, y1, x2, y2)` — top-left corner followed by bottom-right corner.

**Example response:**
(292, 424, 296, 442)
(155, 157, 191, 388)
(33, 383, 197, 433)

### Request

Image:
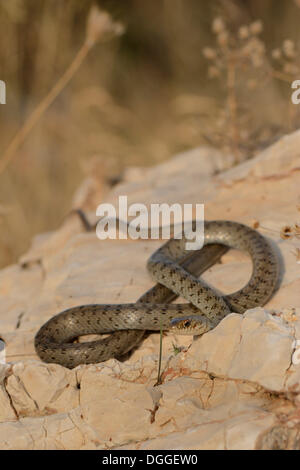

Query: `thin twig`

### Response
(0, 42, 91, 175)
(0, 5, 125, 176)
(155, 319, 164, 386)
(269, 68, 294, 83)
(227, 55, 241, 163)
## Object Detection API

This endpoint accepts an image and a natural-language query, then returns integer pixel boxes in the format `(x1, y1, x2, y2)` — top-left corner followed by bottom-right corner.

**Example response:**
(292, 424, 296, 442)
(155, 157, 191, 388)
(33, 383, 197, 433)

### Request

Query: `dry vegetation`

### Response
(0, 0, 300, 268)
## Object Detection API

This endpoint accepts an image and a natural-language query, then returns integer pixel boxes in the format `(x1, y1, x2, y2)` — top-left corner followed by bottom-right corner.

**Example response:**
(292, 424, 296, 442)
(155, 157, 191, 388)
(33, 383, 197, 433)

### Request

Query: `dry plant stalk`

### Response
(0, 6, 125, 175)
(203, 16, 300, 160)
(203, 17, 266, 162)
(270, 39, 300, 130)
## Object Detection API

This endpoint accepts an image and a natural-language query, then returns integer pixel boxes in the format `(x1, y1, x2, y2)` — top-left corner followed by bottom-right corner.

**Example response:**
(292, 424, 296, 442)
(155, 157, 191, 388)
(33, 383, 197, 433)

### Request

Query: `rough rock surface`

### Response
(0, 133, 300, 449)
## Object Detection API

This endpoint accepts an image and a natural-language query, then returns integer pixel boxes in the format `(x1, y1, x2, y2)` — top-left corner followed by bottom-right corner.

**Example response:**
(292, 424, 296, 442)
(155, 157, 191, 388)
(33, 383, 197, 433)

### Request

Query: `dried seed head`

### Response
(212, 17, 226, 34)
(239, 26, 249, 39)
(217, 31, 229, 47)
(282, 39, 296, 58)
(85, 5, 125, 47)
(272, 48, 282, 60)
(249, 20, 263, 35)
(242, 37, 265, 59)
(203, 47, 217, 60)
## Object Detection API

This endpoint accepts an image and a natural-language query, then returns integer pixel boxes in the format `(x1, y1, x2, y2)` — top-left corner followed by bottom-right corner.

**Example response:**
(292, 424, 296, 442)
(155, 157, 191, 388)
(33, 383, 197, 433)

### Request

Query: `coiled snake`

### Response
(35, 220, 279, 368)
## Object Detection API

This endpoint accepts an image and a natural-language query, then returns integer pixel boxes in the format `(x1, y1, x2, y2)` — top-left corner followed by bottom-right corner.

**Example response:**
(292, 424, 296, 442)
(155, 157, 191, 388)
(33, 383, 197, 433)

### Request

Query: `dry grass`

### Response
(1, 0, 300, 268)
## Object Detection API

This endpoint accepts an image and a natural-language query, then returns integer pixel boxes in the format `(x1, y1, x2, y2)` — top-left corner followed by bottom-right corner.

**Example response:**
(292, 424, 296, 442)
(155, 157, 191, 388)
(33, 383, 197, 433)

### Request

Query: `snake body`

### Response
(35, 221, 279, 368)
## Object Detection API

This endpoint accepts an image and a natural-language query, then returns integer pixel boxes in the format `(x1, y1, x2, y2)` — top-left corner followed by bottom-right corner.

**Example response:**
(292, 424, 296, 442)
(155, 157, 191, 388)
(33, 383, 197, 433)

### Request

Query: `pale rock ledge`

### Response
(0, 131, 300, 449)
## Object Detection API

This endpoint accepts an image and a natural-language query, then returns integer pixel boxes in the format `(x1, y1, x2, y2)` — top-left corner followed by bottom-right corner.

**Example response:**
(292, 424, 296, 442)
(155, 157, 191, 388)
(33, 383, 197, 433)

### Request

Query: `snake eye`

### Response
(183, 320, 191, 328)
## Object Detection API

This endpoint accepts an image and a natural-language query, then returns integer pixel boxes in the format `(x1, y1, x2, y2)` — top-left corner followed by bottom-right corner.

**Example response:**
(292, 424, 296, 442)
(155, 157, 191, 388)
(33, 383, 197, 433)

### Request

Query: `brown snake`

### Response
(35, 220, 279, 368)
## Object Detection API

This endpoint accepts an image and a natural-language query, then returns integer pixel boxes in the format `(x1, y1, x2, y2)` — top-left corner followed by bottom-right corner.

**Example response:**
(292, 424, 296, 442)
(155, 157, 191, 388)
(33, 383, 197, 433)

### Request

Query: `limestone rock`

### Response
(0, 131, 300, 449)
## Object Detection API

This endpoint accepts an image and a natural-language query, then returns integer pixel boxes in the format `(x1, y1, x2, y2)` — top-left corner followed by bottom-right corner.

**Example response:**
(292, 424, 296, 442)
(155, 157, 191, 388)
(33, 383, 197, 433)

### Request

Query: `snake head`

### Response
(170, 315, 213, 336)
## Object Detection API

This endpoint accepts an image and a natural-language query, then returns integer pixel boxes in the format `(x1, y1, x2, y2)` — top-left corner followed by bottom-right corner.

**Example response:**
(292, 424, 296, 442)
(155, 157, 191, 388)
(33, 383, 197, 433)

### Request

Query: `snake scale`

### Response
(35, 220, 279, 368)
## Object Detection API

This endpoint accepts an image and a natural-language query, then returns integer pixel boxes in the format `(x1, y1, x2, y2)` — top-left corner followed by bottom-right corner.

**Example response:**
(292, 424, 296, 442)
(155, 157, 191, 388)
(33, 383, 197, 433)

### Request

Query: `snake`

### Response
(34, 220, 279, 368)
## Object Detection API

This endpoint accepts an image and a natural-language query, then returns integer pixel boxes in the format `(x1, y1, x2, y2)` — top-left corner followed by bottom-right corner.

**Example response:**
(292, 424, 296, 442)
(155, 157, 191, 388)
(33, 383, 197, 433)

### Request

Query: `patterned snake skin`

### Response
(35, 221, 279, 368)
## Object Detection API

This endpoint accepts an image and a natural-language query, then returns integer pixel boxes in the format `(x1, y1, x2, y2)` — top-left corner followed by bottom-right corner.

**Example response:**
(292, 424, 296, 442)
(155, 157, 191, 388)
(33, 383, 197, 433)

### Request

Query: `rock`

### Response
(0, 131, 300, 449)
(5, 361, 79, 417)
(180, 308, 295, 391)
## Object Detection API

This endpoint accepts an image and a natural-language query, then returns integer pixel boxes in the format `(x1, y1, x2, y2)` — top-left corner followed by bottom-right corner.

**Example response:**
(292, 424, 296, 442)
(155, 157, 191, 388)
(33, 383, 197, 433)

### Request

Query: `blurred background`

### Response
(0, 0, 300, 268)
